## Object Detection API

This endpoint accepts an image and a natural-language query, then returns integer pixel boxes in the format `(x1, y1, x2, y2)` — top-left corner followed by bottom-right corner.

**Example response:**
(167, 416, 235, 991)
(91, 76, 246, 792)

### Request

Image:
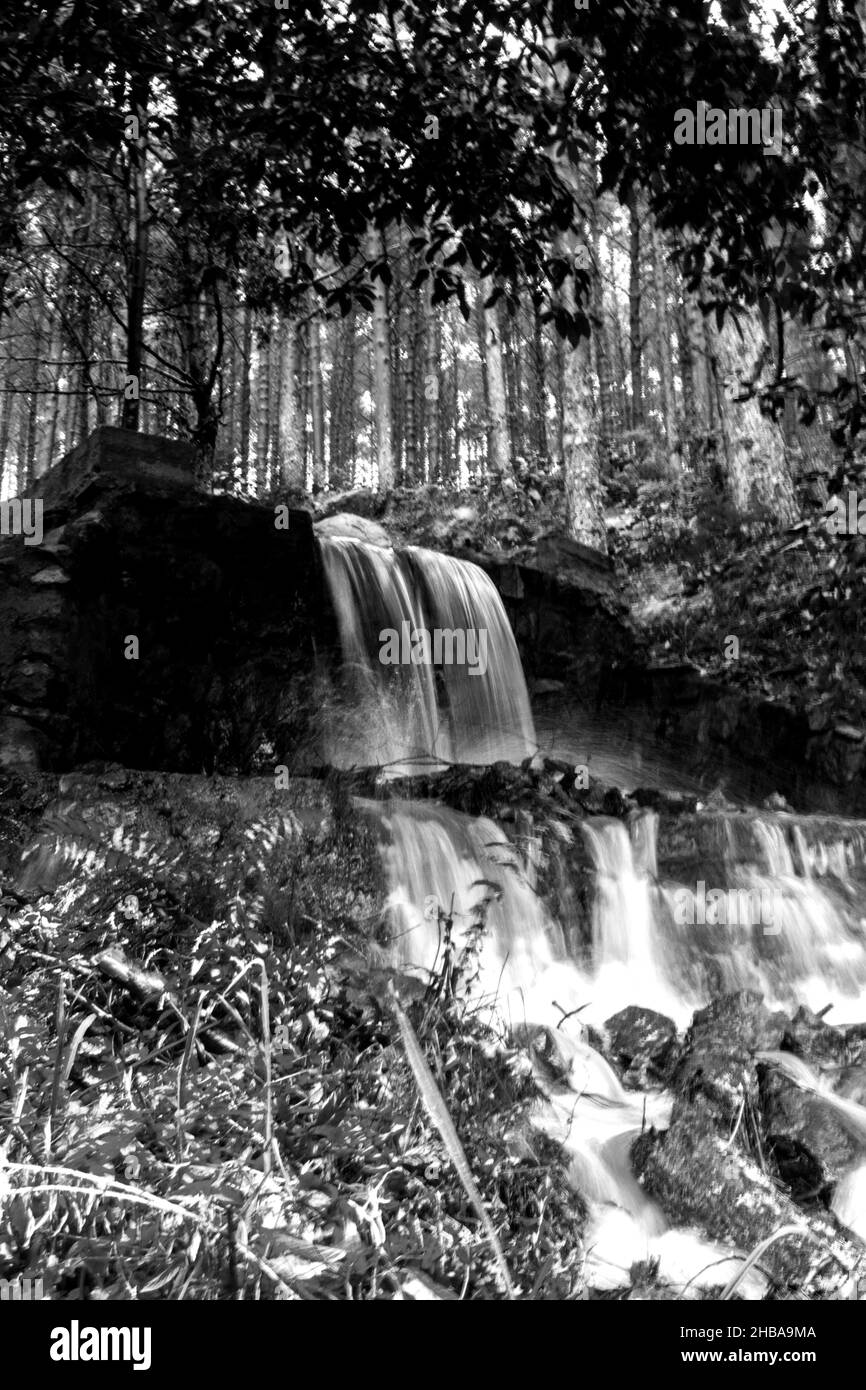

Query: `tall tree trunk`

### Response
(590, 206, 614, 471)
(675, 287, 698, 465)
(608, 239, 629, 440)
(340, 310, 356, 487)
(328, 316, 346, 486)
(224, 294, 239, 462)
(559, 302, 607, 550)
(628, 189, 644, 430)
(278, 312, 304, 489)
(121, 77, 150, 431)
(308, 299, 326, 488)
(367, 225, 394, 490)
(531, 298, 549, 459)
(25, 303, 44, 482)
(41, 316, 62, 474)
(650, 217, 678, 467)
(404, 286, 420, 483)
(424, 285, 441, 482)
(709, 310, 798, 522)
(478, 276, 511, 475)
(501, 303, 523, 465)
(0, 386, 12, 495)
(449, 327, 460, 485)
(255, 315, 271, 491)
(544, 51, 607, 552)
(239, 301, 252, 480)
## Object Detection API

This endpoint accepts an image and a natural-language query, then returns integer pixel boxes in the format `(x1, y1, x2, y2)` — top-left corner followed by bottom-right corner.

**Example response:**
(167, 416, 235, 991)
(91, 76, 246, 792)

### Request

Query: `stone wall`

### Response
(0, 429, 328, 774)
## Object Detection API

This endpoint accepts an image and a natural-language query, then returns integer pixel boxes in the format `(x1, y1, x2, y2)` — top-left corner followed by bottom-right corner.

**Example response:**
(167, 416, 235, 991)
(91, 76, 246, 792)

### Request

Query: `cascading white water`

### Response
(321, 528, 866, 1289)
(578, 810, 866, 1026)
(319, 536, 535, 771)
(364, 795, 781, 1295)
(366, 798, 566, 1014)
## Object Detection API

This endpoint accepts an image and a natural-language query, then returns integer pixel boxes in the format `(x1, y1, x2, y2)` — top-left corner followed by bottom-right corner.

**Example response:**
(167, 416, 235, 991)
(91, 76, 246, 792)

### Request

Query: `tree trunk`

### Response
(367, 225, 394, 491)
(277, 312, 304, 489)
(502, 303, 524, 464)
(608, 239, 629, 441)
(308, 299, 326, 488)
(404, 286, 419, 483)
(531, 299, 549, 459)
(424, 284, 441, 482)
(239, 301, 252, 479)
(558, 240, 607, 551)
(121, 77, 150, 431)
(628, 189, 644, 430)
(478, 275, 511, 474)
(709, 310, 798, 522)
(674, 287, 698, 465)
(590, 205, 614, 470)
(255, 314, 271, 491)
(41, 316, 62, 474)
(650, 217, 678, 467)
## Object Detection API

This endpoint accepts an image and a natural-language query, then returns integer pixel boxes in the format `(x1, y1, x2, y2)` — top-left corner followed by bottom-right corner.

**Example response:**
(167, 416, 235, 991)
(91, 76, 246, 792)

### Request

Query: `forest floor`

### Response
(0, 770, 584, 1302)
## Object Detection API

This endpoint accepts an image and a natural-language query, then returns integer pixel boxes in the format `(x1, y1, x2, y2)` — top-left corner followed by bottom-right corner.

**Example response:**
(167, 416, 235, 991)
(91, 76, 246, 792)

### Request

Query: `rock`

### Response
(783, 1006, 853, 1068)
(632, 787, 699, 815)
(633, 1096, 849, 1290)
(605, 1006, 679, 1086)
(760, 1062, 859, 1202)
(759, 1013, 866, 1204)
(3, 661, 53, 705)
(0, 716, 47, 771)
(314, 512, 392, 548)
(673, 991, 788, 1124)
(30, 566, 69, 585)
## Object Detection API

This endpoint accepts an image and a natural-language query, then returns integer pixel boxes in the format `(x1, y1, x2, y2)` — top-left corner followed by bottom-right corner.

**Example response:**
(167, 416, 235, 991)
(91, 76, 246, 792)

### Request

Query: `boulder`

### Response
(673, 991, 787, 1125)
(605, 1005, 679, 1086)
(633, 1095, 852, 1291)
(0, 717, 48, 772)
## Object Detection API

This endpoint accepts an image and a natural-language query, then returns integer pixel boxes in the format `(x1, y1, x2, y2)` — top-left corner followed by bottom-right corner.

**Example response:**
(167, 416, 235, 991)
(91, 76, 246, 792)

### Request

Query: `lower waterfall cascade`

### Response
(319, 532, 866, 1296)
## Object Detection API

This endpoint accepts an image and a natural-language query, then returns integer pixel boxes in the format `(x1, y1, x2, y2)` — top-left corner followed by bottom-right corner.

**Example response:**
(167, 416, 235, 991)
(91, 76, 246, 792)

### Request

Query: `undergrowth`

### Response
(0, 800, 585, 1300)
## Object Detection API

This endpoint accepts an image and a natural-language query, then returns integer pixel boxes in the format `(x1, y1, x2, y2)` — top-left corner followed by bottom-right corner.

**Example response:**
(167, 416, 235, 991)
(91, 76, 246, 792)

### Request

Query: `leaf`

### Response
(386, 982, 515, 1300)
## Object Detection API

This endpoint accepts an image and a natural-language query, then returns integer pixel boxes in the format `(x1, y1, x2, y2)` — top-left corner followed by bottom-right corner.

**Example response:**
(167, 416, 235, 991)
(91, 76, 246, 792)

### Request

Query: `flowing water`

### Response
(320, 534, 866, 1293)
(319, 536, 534, 771)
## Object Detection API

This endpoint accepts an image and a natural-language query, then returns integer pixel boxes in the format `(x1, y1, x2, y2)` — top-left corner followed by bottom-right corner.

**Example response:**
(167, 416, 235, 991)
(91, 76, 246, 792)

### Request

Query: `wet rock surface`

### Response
(632, 1095, 850, 1290)
(673, 991, 788, 1124)
(626, 990, 866, 1294)
(604, 1005, 680, 1087)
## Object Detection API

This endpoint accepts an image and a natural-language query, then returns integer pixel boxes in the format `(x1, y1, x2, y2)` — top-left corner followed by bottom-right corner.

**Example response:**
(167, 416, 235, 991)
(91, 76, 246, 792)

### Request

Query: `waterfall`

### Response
(363, 798, 566, 1014)
(362, 795, 790, 1294)
(320, 526, 866, 1288)
(319, 535, 535, 771)
(582, 810, 866, 1026)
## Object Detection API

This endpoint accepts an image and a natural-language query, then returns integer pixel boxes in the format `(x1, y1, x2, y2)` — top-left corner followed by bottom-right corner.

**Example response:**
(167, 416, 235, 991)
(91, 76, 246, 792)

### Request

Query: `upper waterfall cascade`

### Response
(319, 535, 535, 771)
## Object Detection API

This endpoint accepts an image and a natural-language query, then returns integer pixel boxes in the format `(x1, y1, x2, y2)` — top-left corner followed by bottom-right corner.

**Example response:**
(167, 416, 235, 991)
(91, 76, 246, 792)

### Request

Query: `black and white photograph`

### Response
(0, 0, 864, 1359)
